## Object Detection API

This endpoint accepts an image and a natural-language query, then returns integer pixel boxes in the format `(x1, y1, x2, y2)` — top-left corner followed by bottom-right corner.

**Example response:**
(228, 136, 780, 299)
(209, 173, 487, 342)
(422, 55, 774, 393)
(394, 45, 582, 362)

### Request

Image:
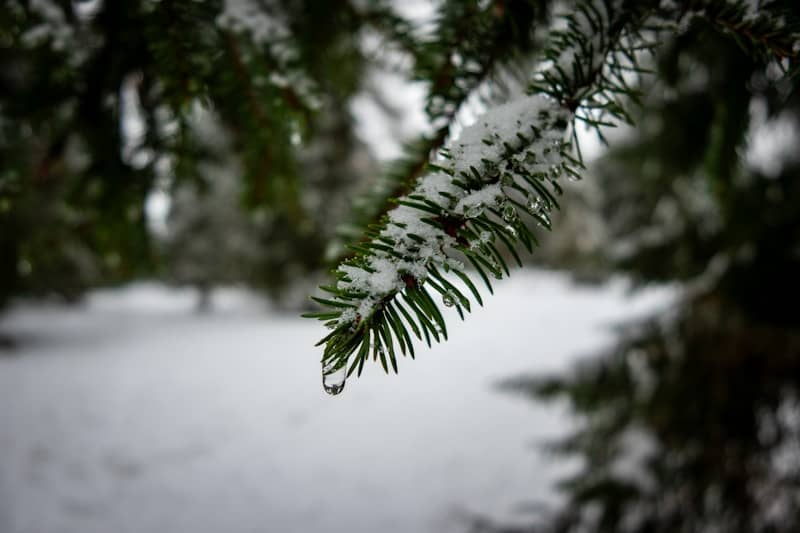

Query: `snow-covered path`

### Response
(0, 271, 671, 533)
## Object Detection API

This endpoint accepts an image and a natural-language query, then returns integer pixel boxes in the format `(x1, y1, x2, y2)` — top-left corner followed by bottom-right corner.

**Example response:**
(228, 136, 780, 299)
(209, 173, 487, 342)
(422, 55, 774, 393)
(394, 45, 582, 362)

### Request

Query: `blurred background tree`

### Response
(490, 8, 800, 533)
(0, 0, 380, 311)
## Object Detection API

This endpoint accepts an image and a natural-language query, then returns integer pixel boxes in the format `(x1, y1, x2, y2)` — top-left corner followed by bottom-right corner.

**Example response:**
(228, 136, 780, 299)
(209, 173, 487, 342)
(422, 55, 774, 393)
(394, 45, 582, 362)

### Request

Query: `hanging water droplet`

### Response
(464, 202, 484, 218)
(442, 291, 456, 307)
(504, 224, 518, 237)
(549, 165, 562, 179)
(322, 359, 346, 395)
(567, 173, 581, 182)
(502, 203, 517, 223)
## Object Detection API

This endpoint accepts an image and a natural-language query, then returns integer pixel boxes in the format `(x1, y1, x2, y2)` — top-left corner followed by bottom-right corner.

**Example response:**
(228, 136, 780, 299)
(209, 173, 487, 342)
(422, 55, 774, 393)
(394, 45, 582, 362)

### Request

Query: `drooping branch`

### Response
(307, 0, 662, 388)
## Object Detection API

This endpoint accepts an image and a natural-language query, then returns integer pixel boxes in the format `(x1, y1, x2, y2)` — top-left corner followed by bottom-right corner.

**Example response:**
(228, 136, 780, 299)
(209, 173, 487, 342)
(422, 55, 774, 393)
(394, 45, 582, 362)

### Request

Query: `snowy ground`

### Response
(0, 270, 672, 533)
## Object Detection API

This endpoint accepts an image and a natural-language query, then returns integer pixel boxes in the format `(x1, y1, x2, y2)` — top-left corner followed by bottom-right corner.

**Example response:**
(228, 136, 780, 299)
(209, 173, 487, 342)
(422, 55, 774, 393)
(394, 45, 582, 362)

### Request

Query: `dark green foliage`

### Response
(499, 289, 800, 532)
(0, 0, 375, 307)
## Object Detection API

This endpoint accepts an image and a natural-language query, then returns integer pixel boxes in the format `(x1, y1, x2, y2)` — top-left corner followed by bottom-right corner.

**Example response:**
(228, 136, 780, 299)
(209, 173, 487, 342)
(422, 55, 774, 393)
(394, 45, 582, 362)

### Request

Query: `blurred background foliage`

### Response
(489, 11, 800, 533)
(0, 0, 382, 309)
(1, 0, 800, 531)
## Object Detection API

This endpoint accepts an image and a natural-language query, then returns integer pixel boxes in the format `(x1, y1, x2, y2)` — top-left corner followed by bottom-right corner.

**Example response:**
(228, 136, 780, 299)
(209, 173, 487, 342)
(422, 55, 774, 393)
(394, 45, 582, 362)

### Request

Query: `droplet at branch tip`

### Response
(322, 359, 347, 395)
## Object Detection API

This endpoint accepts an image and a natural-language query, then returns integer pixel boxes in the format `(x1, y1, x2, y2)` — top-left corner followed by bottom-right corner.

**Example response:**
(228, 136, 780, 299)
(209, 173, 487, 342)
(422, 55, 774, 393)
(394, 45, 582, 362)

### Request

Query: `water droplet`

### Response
(479, 230, 494, 244)
(504, 224, 518, 238)
(502, 203, 517, 223)
(322, 359, 346, 395)
(536, 212, 552, 228)
(442, 291, 456, 307)
(567, 173, 581, 182)
(464, 202, 484, 218)
(549, 165, 562, 179)
(526, 194, 545, 215)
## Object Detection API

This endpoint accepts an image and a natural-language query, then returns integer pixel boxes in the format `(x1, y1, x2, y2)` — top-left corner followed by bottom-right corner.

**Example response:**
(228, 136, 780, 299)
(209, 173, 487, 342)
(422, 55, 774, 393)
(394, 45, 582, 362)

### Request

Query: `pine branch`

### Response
(308, 0, 661, 392)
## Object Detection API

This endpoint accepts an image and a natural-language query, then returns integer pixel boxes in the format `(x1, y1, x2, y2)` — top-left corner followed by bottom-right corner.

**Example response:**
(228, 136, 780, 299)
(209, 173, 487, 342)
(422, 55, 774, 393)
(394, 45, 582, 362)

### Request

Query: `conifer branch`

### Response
(308, 0, 661, 387)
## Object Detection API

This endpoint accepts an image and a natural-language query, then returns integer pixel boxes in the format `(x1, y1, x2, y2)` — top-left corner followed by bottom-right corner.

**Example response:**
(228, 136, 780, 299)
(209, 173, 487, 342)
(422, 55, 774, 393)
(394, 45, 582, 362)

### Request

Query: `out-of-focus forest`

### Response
(1, 1, 800, 532)
(491, 20, 800, 531)
(1, 0, 383, 311)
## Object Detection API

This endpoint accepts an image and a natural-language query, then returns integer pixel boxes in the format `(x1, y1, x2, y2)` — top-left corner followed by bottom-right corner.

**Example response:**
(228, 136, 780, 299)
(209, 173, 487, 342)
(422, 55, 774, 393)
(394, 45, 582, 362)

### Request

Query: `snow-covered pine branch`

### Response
(304, 0, 657, 393)
(306, 92, 572, 393)
(306, 0, 799, 394)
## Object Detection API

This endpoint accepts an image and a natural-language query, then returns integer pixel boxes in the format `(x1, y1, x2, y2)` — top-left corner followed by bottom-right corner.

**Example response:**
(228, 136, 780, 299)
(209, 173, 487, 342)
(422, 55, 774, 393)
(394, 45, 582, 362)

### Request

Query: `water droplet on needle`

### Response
(442, 291, 456, 307)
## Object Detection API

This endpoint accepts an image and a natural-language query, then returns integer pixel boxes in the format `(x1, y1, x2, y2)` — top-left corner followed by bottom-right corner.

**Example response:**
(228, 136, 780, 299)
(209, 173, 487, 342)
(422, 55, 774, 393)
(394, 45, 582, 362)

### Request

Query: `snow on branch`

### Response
(335, 94, 569, 320)
(308, 91, 572, 391)
(306, 0, 796, 393)
(305, 0, 656, 392)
